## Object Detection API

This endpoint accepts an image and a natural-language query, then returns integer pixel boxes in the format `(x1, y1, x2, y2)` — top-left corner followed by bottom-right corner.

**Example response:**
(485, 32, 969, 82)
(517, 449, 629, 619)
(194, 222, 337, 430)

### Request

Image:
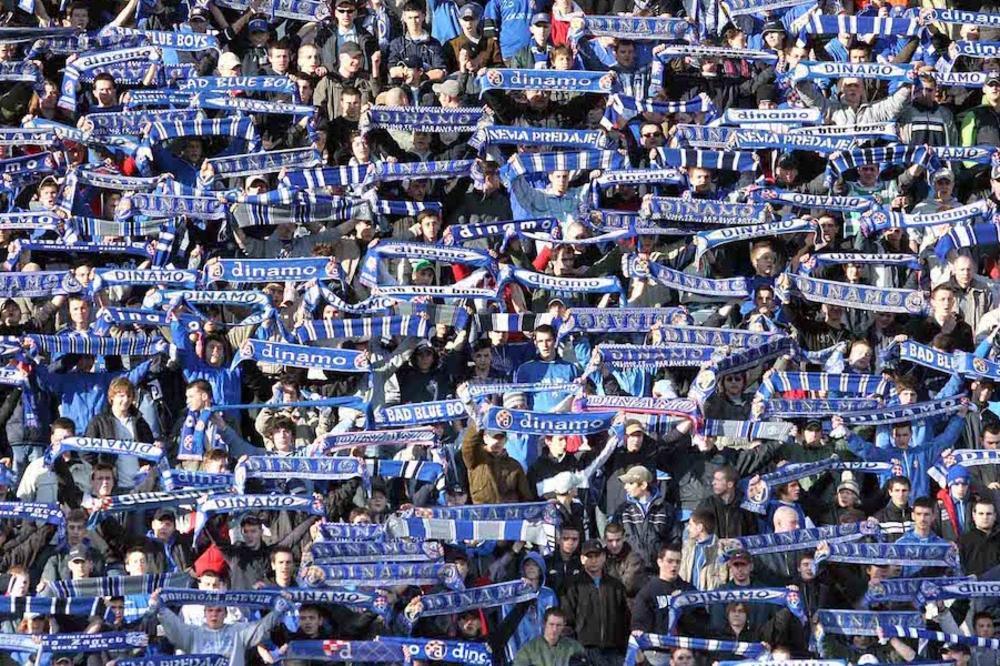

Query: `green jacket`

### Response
(512, 635, 586, 666)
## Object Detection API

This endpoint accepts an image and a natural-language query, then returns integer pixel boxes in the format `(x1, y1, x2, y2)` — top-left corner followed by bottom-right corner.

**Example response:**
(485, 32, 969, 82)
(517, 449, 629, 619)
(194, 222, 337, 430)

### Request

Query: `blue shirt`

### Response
(513, 357, 580, 412)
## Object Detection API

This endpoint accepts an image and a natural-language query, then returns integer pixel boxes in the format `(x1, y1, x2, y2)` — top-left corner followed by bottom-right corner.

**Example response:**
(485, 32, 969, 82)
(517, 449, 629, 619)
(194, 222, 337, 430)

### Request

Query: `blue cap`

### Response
(248, 18, 270, 32)
(531, 12, 550, 25)
(947, 465, 970, 485)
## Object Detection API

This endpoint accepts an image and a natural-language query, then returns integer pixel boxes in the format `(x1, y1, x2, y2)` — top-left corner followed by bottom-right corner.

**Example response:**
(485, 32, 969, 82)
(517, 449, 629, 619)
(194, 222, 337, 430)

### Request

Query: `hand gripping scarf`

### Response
(775, 272, 928, 315)
(404, 580, 537, 625)
(211, 0, 331, 21)
(626, 633, 767, 666)
(756, 371, 894, 400)
(623, 255, 750, 300)
(58, 46, 158, 112)
(693, 219, 816, 259)
(233, 456, 367, 494)
(936, 218, 1000, 262)
(86, 489, 203, 528)
(362, 105, 487, 133)
(51, 572, 192, 597)
(117, 656, 227, 666)
(193, 494, 326, 540)
(662, 587, 807, 631)
(863, 576, 973, 607)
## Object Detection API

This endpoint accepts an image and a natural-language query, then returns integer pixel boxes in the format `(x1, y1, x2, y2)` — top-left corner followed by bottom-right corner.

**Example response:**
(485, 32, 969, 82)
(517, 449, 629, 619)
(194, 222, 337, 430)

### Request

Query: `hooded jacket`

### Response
(500, 552, 558, 663)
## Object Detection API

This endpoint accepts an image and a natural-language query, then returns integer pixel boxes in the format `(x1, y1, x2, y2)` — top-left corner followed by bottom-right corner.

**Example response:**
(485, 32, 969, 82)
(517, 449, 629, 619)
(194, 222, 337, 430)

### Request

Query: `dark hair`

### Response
(66, 508, 89, 524)
(271, 545, 295, 562)
(886, 475, 911, 491)
(92, 72, 116, 88)
(268, 37, 292, 52)
(401, 1, 425, 13)
(534, 323, 557, 338)
(715, 464, 739, 485)
(974, 496, 995, 512)
(187, 379, 214, 399)
(657, 543, 682, 559)
(912, 496, 936, 512)
(985, 421, 1000, 436)
(689, 509, 716, 534)
(543, 607, 568, 623)
(974, 611, 995, 625)
(604, 522, 625, 536)
(51, 417, 76, 435)
(264, 415, 296, 439)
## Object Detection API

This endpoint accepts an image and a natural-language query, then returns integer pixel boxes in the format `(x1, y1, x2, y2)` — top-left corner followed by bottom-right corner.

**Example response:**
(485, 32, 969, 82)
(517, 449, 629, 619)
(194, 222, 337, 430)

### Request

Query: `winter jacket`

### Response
(937, 488, 974, 542)
(680, 534, 728, 590)
(84, 410, 155, 491)
(795, 79, 912, 127)
(696, 493, 759, 539)
(500, 552, 558, 663)
(612, 490, 678, 569)
(959, 525, 1000, 577)
(631, 575, 695, 634)
(561, 571, 630, 650)
(461, 427, 534, 505)
(156, 599, 287, 663)
(874, 501, 914, 542)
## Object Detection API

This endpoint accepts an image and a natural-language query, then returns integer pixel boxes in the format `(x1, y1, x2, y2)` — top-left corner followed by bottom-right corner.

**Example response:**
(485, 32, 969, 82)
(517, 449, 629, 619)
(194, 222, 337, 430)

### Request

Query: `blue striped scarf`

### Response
(373, 399, 466, 427)
(160, 467, 234, 492)
(385, 515, 559, 553)
(757, 371, 893, 399)
(814, 542, 959, 571)
(594, 344, 714, 369)
(443, 217, 556, 246)
(233, 456, 367, 494)
(286, 638, 490, 665)
(623, 255, 750, 299)
(695, 219, 815, 258)
(0, 502, 65, 545)
(51, 572, 191, 597)
(889, 627, 1000, 650)
(305, 562, 464, 590)
(829, 145, 930, 179)
(26, 333, 167, 358)
(193, 494, 326, 539)
(174, 76, 296, 94)
(87, 489, 203, 528)
(40, 632, 148, 653)
(366, 459, 445, 490)
(317, 429, 438, 453)
(839, 395, 967, 426)
(655, 147, 757, 171)
(318, 522, 386, 541)
(954, 41, 1000, 59)
(45, 437, 163, 466)
(720, 0, 812, 15)
(199, 95, 314, 116)
(503, 149, 626, 177)
(817, 610, 924, 637)
(100, 26, 220, 50)
(863, 576, 972, 607)
(311, 539, 442, 563)
(58, 46, 158, 112)
(719, 521, 879, 560)
(794, 61, 913, 82)
(663, 588, 806, 630)
(406, 580, 536, 623)
(470, 126, 608, 151)
(861, 200, 991, 236)
(627, 633, 766, 666)
(928, 8, 1000, 27)
(640, 196, 766, 224)
(206, 147, 322, 179)
(118, 656, 226, 666)
(601, 94, 717, 130)
(721, 108, 822, 126)
(804, 15, 921, 36)
(762, 398, 882, 418)
(656, 46, 777, 63)
(0, 271, 81, 298)
(581, 15, 689, 39)
(205, 257, 339, 284)
(363, 105, 485, 133)
(775, 272, 928, 315)
(936, 218, 1000, 262)
(294, 316, 429, 343)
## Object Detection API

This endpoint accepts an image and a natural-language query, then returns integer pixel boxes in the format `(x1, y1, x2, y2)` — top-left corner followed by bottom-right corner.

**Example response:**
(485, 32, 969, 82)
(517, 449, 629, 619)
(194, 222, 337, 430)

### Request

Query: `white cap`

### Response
(551, 471, 578, 495)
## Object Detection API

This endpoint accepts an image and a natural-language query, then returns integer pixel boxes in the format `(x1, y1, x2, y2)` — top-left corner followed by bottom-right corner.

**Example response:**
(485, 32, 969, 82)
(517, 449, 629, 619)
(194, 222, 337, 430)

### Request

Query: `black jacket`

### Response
(561, 571, 630, 650)
(613, 491, 679, 569)
(631, 575, 697, 634)
(959, 526, 1000, 577)
(84, 410, 155, 444)
(697, 493, 760, 539)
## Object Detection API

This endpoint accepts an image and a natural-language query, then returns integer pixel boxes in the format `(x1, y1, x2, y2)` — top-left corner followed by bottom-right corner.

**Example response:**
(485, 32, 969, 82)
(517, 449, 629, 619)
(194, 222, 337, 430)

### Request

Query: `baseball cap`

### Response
(153, 508, 176, 522)
(335, 0, 356, 6)
(218, 51, 242, 71)
(68, 545, 91, 562)
(531, 12, 550, 25)
(728, 548, 752, 564)
(502, 391, 527, 409)
(248, 17, 270, 33)
(412, 259, 434, 274)
(986, 71, 1000, 86)
(401, 55, 424, 69)
(624, 419, 644, 435)
(581, 539, 605, 556)
(618, 465, 653, 485)
(933, 167, 955, 182)
(762, 20, 785, 34)
(341, 41, 363, 57)
(459, 3, 483, 18)
(432, 79, 461, 97)
(804, 419, 823, 431)
(189, 7, 209, 21)
(547, 296, 566, 308)
(245, 174, 268, 189)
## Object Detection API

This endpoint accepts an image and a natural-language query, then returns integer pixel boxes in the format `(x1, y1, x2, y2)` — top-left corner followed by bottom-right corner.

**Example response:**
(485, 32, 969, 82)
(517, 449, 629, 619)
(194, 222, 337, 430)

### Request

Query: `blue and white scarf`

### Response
(775, 272, 928, 315)
(205, 257, 339, 284)
(863, 576, 972, 607)
(478, 69, 618, 95)
(362, 105, 486, 133)
(51, 573, 191, 598)
(654, 147, 757, 171)
(482, 407, 614, 436)
(160, 468, 234, 492)
(817, 610, 924, 637)
(720, 108, 822, 126)
(318, 522, 386, 541)
(839, 396, 968, 426)
(581, 15, 690, 39)
(118, 656, 226, 666)
(407, 580, 537, 620)
(793, 61, 913, 82)
(719, 521, 879, 560)
(87, 489, 203, 528)
(40, 632, 148, 653)
(286, 638, 490, 665)
(927, 8, 1000, 27)
(803, 15, 922, 36)
(640, 196, 767, 224)
(953, 41, 1000, 59)
(694, 219, 815, 258)
(0, 271, 81, 298)
(193, 494, 326, 540)
(206, 148, 322, 179)
(443, 217, 556, 246)
(663, 588, 806, 631)
(594, 344, 714, 369)
(732, 131, 854, 155)
(623, 255, 750, 299)
(311, 540, 442, 563)
(757, 371, 893, 400)
(470, 126, 607, 151)
(814, 542, 959, 571)
(294, 316, 429, 343)
(305, 562, 464, 590)
(45, 437, 163, 466)
(174, 76, 296, 94)
(58, 46, 158, 112)
(236, 339, 369, 373)
(602, 94, 717, 130)
(233, 456, 366, 494)
(627, 633, 767, 666)
(374, 400, 468, 427)
(861, 200, 991, 236)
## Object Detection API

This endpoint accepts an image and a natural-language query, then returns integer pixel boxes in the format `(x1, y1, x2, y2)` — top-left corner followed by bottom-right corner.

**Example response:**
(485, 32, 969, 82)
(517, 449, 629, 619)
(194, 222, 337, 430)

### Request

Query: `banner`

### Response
(482, 407, 616, 436)
(236, 339, 370, 373)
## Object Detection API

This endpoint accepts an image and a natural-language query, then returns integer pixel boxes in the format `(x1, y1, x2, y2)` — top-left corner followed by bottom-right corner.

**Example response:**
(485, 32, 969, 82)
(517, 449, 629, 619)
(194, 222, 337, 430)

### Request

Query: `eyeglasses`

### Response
(336, 7, 356, 13)
(641, 131, 662, 139)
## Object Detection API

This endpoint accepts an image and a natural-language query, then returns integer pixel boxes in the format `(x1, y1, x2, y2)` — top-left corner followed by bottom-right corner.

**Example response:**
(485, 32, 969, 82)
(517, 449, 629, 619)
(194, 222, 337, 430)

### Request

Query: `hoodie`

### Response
(500, 551, 557, 664)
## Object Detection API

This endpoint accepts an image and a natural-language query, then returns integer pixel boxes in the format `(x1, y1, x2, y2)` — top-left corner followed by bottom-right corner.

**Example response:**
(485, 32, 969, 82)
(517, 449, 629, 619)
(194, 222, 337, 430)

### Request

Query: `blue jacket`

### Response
(35, 359, 154, 434)
(846, 415, 965, 501)
(500, 551, 557, 662)
(170, 320, 243, 418)
(484, 0, 533, 60)
(513, 357, 580, 412)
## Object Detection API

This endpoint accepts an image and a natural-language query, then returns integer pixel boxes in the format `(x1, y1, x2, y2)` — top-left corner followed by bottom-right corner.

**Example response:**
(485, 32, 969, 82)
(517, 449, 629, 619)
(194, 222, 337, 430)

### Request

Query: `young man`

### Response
(512, 608, 586, 666)
(561, 539, 629, 666)
(959, 497, 1000, 577)
(874, 476, 914, 541)
(895, 496, 949, 577)
(632, 543, 694, 640)
(612, 465, 678, 570)
(513, 324, 579, 412)
(938, 465, 974, 541)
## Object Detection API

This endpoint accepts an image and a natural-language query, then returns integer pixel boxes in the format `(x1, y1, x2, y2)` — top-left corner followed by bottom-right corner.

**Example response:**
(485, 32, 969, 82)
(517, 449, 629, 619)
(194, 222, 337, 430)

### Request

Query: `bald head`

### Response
(773, 506, 800, 533)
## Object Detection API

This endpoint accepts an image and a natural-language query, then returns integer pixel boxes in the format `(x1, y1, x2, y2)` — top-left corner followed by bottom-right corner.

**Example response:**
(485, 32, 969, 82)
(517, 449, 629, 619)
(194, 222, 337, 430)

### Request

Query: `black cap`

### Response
(341, 41, 363, 57)
(446, 483, 467, 495)
(401, 55, 424, 69)
(68, 545, 91, 562)
(944, 643, 972, 655)
(153, 508, 176, 522)
(762, 20, 785, 35)
(804, 419, 823, 431)
(581, 539, 605, 556)
(776, 152, 799, 170)
(755, 83, 777, 105)
(444, 546, 469, 563)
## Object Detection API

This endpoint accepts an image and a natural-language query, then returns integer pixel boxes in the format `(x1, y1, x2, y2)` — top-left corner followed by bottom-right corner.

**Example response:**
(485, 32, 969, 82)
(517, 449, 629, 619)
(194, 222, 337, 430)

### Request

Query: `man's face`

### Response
(729, 559, 751, 583)
(615, 43, 635, 67)
(402, 10, 424, 35)
(341, 52, 362, 75)
(913, 506, 934, 532)
(892, 425, 912, 448)
(336, 3, 356, 26)
(472, 348, 491, 372)
(66, 520, 86, 545)
(185, 386, 209, 411)
(341, 92, 361, 119)
(94, 80, 117, 107)
(199, 574, 224, 591)
(983, 79, 1000, 105)
(889, 482, 910, 507)
(546, 435, 568, 458)
(543, 613, 565, 645)
(549, 170, 570, 195)
(110, 390, 132, 415)
(798, 557, 815, 582)
(126, 550, 147, 575)
(530, 22, 550, 43)
(69, 8, 89, 29)
(640, 124, 663, 149)
(271, 427, 294, 453)
(298, 46, 321, 73)
(932, 288, 955, 317)
(975, 616, 995, 639)
(242, 523, 263, 548)
(688, 167, 711, 189)
(984, 431, 1000, 450)
(68, 557, 92, 579)
(152, 517, 175, 541)
(91, 469, 114, 496)
(581, 550, 606, 576)
(953, 256, 975, 288)
(270, 47, 291, 72)
(841, 80, 864, 105)
(183, 140, 203, 164)
(273, 551, 295, 580)
(837, 488, 857, 508)
(559, 530, 580, 556)
(299, 609, 321, 635)
(711, 471, 732, 496)
(604, 531, 624, 555)
(657, 549, 681, 580)
(483, 431, 506, 455)
(69, 299, 90, 325)
(952, 477, 970, 500)
(974, 503, 996, 531)
(624, 479, 647, 499)
(205, 606, 226, 629)
(535, 331, 556, 360)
